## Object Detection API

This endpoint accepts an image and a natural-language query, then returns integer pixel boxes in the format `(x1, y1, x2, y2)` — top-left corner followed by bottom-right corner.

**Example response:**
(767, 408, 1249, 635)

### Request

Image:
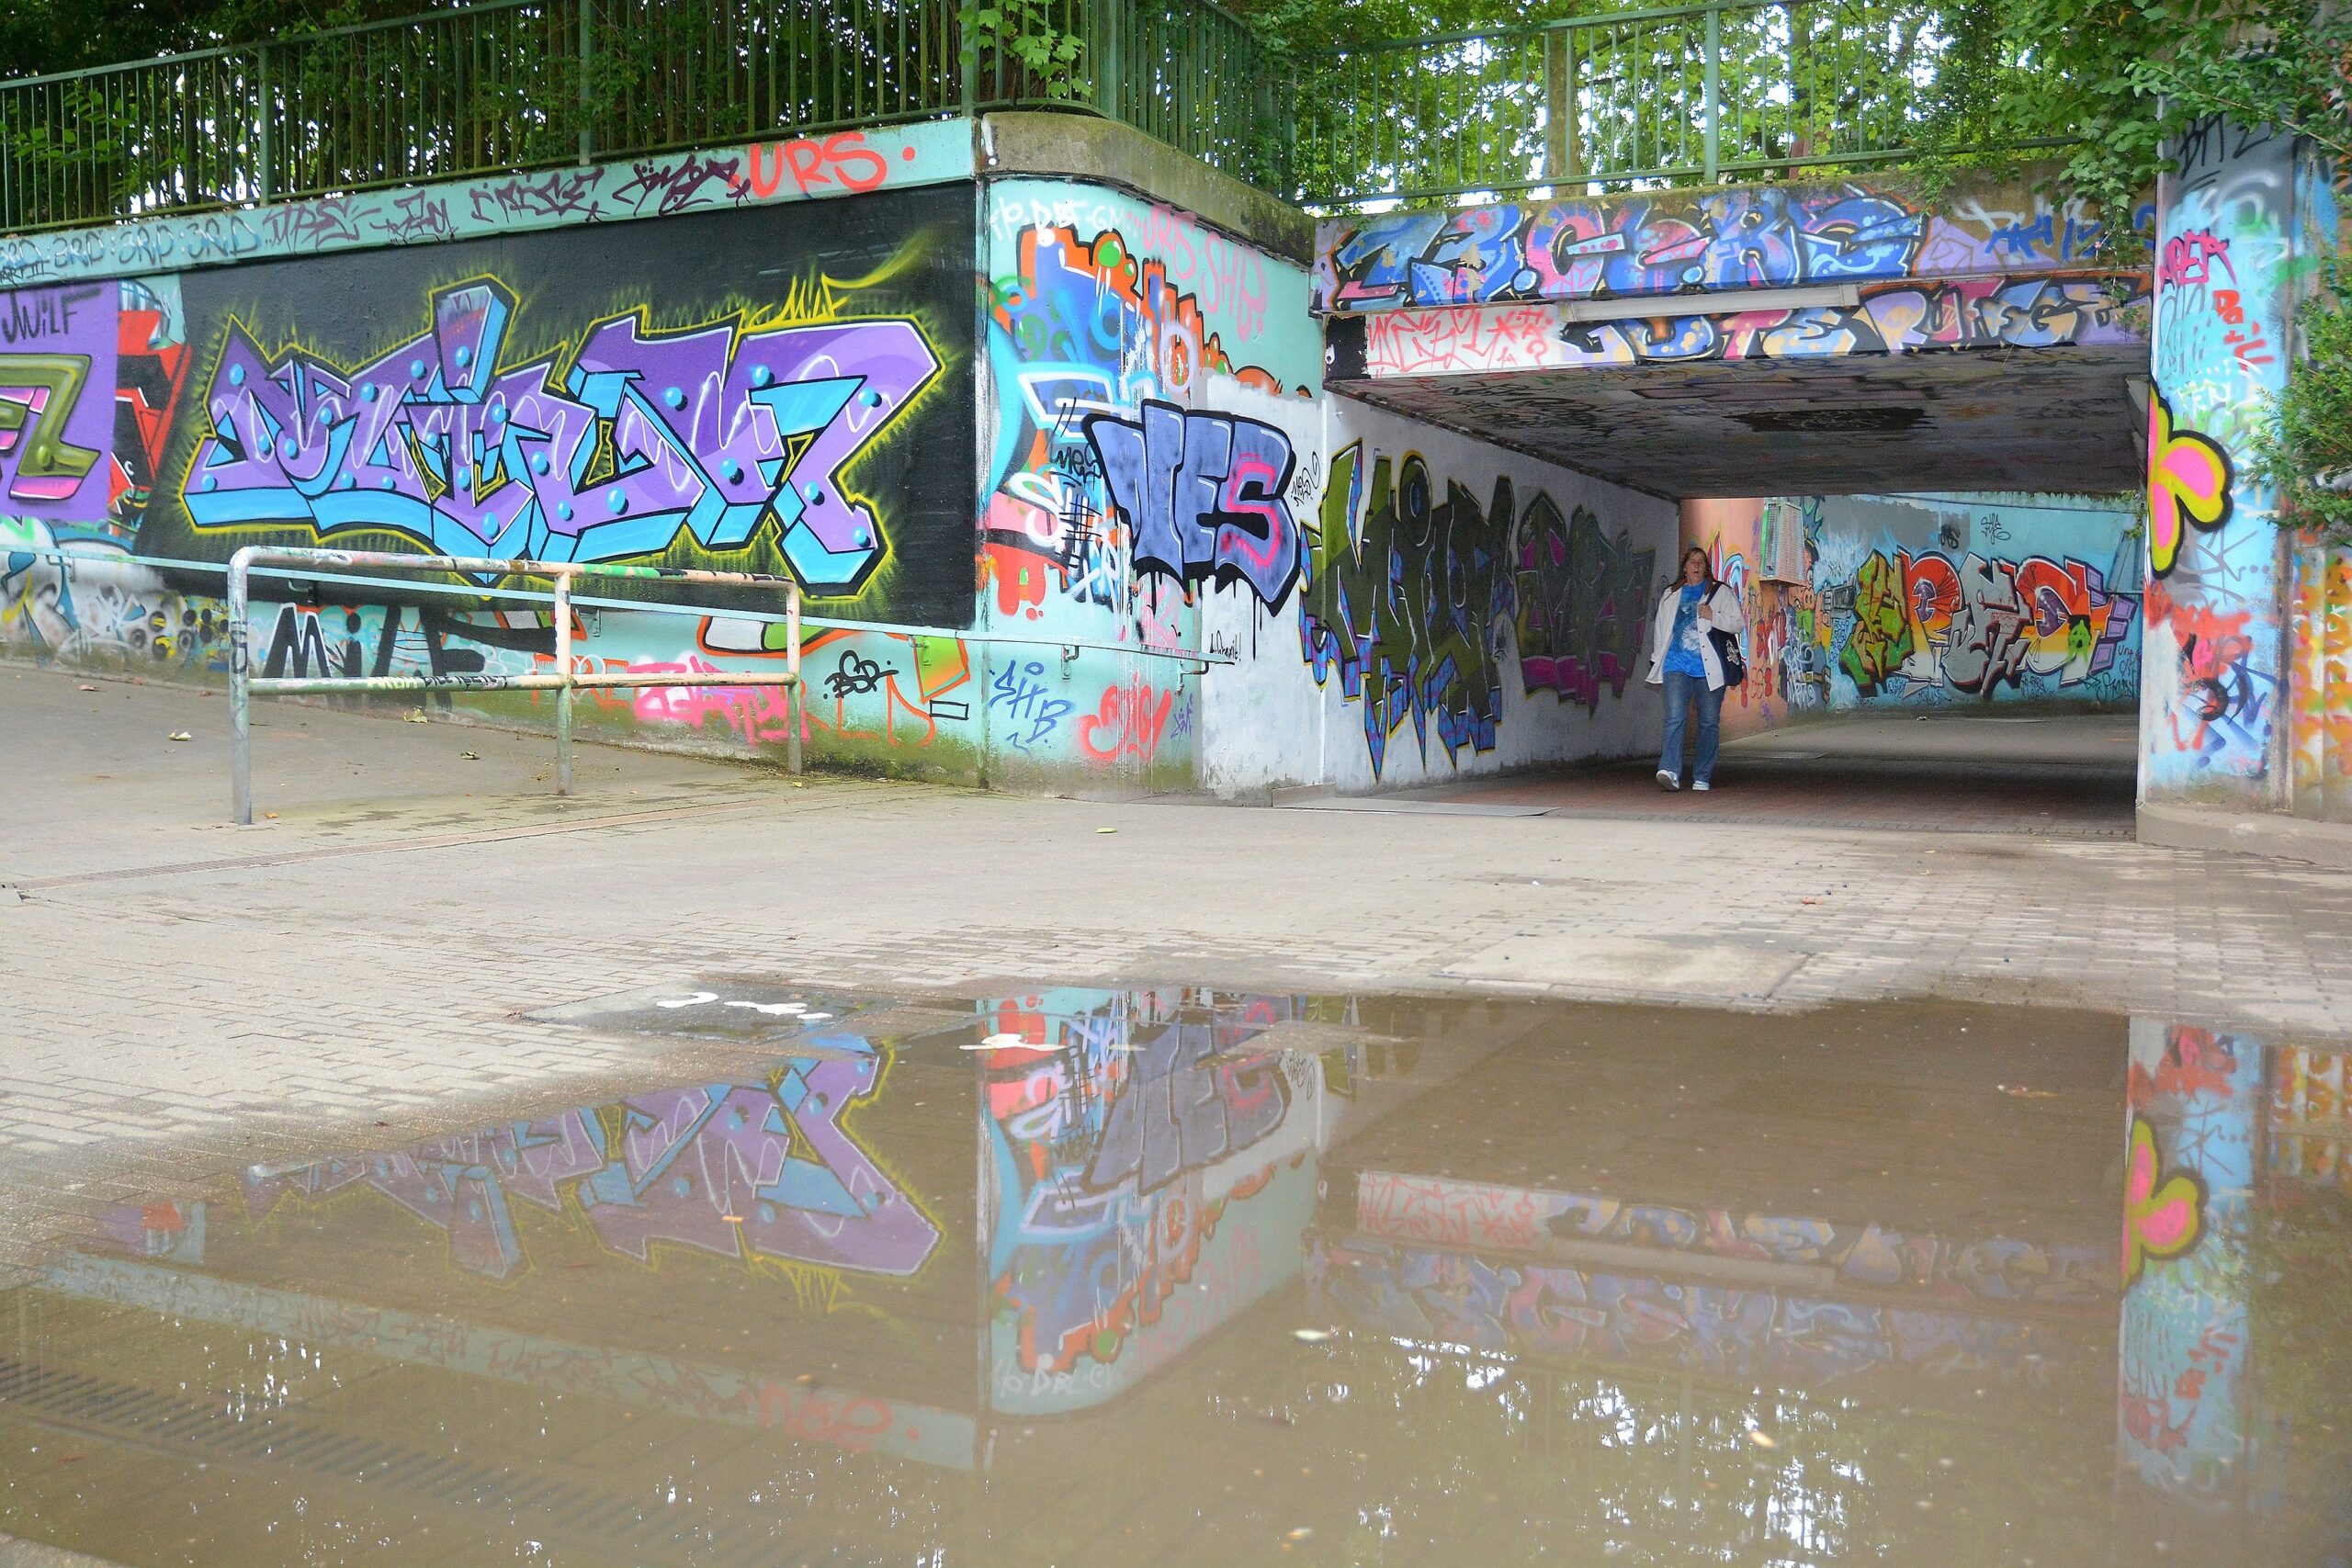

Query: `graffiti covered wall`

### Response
(1201, 394, 1672, 791)
(5, 147, 1740, 797)
(974, 178, 1321, 789)
(2140, 122, 2312, 805)
(978, 177, 1676, 795)
(1685, 491, 2143, 737)
(3, 139, 1012, 781)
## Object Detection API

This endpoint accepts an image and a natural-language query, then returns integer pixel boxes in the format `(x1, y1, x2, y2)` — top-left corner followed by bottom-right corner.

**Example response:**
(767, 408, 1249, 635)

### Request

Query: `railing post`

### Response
(1544, 27, 1582, 189)
(1702, 3, 1722, 182)
(230, 547, 255, 825)
(254, 45, 274, 206)
(786, 580, 803, 777)
(960, 0, 979, 114)
(553, 571, 575, 795)
(1099, 0, 1123, 122)
(577, 0, 595, 167)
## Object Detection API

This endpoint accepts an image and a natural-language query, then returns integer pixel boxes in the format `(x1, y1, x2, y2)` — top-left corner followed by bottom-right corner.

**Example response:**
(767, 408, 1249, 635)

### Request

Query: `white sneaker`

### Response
(1692, 779, 1713, 792)
(1656, 770, 1680, 791)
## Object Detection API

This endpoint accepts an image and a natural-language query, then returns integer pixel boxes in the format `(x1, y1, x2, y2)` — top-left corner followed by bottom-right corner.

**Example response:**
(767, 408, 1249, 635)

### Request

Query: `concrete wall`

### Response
(2142, 121, 2344, 818)
(973, 173, 1674, 795)
(1, 125, 1673, 799)
(1684, 491, 2143, 738)
(1203, 393, 1673, 793)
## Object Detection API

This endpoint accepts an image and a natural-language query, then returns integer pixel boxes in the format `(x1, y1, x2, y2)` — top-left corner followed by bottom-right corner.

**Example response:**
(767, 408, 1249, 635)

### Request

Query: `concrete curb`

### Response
(2137, 802, 2352, 870)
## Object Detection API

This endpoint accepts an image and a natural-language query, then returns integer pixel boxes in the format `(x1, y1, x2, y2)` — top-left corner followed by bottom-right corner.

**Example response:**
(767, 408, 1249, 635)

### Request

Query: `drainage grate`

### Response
(0, 1356, 796, 1567)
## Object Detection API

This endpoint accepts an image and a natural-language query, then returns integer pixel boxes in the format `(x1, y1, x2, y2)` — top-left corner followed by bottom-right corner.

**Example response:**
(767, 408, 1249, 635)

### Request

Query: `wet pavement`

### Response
(3, 987, 2346, 1566)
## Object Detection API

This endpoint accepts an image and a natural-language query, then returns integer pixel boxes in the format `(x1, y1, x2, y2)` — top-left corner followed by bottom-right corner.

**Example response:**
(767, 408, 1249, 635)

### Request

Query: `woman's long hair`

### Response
(1677, 546, 1715, 596)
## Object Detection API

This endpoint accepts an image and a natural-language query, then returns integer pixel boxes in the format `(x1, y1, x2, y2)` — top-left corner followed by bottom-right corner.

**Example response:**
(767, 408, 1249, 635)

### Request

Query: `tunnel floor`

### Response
(1292, 712, 2139, 839)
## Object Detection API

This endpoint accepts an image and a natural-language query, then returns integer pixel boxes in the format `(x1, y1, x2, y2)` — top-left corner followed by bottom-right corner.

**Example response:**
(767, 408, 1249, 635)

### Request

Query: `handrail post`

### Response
(786, 579, 803, 777)
(1702, 3, 1722, 182)
(229, 546, 256, 825)
(576, 0, 595, 167)
(254, 44, 274, 206)
(553, 570, 575, 795)
(1544, 26, 1582, 190)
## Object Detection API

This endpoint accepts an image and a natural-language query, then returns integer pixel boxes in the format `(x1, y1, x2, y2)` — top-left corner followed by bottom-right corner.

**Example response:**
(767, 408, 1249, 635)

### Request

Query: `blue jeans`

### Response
(1659, 670, 1724, 784)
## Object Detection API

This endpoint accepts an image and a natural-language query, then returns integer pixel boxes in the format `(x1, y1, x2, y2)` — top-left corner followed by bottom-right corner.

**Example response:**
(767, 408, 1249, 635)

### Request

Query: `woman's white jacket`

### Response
(1645, 581, 1747, 692)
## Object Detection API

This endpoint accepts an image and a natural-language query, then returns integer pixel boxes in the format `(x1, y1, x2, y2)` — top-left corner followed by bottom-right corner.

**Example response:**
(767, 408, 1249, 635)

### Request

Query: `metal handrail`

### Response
(0, 0, 1284, 231)
(14, 543, 1229, 820)
(17, 545, 1230, 667)
(1287, 0, 2063, 205)
(226, 547, 805, 825)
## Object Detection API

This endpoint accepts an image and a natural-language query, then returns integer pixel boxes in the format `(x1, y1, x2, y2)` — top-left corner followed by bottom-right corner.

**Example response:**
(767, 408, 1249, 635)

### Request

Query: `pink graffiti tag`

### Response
(2145, 390, 2233, 578)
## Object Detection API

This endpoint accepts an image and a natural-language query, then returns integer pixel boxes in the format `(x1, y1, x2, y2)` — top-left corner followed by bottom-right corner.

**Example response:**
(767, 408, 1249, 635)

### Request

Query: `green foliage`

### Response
(2255, 266, 2352, 544)
(961, 0, 1089, 102)
(1984, 0, 2349, 239)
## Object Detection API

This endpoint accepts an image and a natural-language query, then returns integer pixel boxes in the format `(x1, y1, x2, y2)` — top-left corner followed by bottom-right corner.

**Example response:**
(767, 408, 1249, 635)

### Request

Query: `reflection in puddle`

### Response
(2, 993, 2347, 1565)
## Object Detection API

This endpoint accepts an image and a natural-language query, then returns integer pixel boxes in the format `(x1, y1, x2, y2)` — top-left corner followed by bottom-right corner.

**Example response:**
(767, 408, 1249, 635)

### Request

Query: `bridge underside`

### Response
(1323, 344, 2147, 500)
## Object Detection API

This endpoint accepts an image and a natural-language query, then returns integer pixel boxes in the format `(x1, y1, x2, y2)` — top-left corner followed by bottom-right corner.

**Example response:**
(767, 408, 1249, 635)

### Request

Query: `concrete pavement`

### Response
(6, 661, 2350, 1270)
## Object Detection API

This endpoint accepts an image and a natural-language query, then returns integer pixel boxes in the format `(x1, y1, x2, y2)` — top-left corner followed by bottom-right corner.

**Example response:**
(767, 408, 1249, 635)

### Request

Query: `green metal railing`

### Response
(0, 0, 2056, 231)
(1289, 0, 2058, 206)
(0, 0, 1282, 231)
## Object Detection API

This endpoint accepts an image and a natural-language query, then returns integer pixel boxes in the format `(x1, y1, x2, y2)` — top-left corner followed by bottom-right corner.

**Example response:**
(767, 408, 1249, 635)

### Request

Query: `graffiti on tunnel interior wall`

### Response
(1514, 497, 1656, 712)
(182, 276, 940, 591)
(1305, 442, 1654, 776)
(1833, 547, 2137, 697)
(1318, 182, 2130, 313)
(1703, 493, 2145, 727)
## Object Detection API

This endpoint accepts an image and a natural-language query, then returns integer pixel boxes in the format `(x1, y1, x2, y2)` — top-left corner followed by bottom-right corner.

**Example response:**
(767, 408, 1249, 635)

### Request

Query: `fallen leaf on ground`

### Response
(1800, 897, 1824, 905)
(166, 731, 192, 741)
(1095, 827, 1118, 834)
(459, 750, 481, 760)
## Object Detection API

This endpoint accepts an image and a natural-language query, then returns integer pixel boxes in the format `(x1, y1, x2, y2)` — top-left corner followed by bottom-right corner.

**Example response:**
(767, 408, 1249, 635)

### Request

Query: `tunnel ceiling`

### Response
(1327, 347, 2148, 500)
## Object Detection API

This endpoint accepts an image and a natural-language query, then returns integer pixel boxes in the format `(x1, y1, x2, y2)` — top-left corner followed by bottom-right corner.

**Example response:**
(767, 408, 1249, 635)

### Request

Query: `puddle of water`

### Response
(2, 991, 2347, 1566)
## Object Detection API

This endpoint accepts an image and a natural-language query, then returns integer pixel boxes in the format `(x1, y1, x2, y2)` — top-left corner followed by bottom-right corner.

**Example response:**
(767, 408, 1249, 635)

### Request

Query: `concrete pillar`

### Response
(2142, 123, 2342, 823)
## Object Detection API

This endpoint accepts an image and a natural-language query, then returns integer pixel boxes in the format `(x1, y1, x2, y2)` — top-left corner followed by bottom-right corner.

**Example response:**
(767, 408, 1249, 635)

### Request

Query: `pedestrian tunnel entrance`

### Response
(1307, 173, 2149, 835)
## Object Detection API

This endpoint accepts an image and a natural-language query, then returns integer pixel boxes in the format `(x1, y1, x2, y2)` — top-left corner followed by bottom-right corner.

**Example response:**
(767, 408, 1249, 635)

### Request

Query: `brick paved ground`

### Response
(6, 663, 2350, 1271)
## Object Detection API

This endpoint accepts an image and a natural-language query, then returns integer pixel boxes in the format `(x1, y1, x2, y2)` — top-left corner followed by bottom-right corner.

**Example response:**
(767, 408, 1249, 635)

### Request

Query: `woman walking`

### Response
(1646, 547, 1746, 792)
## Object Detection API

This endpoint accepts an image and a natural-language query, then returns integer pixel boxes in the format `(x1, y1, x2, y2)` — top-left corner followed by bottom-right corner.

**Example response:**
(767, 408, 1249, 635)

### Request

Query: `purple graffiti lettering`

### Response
(181, 277, 939, 590)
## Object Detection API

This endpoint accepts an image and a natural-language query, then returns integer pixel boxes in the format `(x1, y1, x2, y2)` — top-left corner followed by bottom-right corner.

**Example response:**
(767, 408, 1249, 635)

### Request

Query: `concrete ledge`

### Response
(2138, 802, 2352, 870)
(977, 111, 1314, 262)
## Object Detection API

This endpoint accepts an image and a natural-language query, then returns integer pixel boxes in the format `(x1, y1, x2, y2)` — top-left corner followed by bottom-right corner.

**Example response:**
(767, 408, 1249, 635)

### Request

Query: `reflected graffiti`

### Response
(245, 1051, 940, 1283)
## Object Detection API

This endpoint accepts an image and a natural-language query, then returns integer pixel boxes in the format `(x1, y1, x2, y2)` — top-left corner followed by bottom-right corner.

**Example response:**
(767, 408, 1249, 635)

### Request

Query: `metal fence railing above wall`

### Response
(225, 547, 805, 826)
(1287, 0, 2066, 206)
(0, 0, 1283, 232)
